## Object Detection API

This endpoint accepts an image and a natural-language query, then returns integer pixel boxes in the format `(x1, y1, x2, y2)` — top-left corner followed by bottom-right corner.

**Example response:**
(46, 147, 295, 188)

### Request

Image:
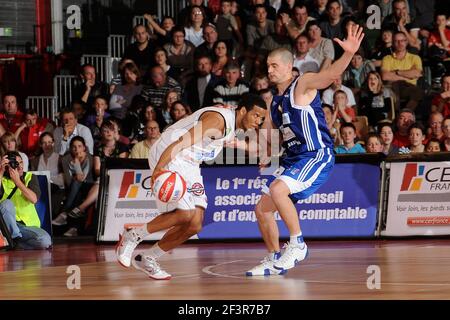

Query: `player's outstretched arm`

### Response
(151, 112, 225, 183)
(297, 24, 364, 94)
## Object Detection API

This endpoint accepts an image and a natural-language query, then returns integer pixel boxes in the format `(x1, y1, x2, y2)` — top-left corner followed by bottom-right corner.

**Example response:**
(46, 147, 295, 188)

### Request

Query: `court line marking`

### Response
(202, 260, 450, 286)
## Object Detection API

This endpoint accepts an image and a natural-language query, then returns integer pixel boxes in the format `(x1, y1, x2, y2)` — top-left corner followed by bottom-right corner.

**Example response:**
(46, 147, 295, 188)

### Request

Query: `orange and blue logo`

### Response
(118, 171, 142, 198)
(400, 163, 425, 192)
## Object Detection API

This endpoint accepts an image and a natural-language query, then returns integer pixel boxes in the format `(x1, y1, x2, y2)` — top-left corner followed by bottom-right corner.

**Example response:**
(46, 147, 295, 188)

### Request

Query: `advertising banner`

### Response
(99, 162, 379, 241)
(384, 162, 450, 236)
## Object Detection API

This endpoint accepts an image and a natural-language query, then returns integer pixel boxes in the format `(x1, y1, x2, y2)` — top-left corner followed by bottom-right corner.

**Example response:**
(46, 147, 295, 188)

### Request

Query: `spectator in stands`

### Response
(359, 71, 395, 128)
(184, 6, 208, 47)
(393, 108, 416, 147)
(110, 58, 134, 94)
(73, 64, 110, 109)
(379, 122, 399, 155)
(309, 0, 328, 20)
(247, 0, 276, 22)
(86, 96, 112, 145)
(425, 138, 442, 152)
(251, 74, 270, 93)
(140, 65, 182, 109)
(292, 33, 320, 75)
(381, 31, 423, 112)
(144, 15, 175, 47)
(332, 90, 356, 123)
(427, 12, 449, 82)
(109, 61, 143, 120)
(365, 133, 384, 153)
(1, 133, 26, 173)
(30, 132, 65, 218)
(425, 111, 445, 144)
(170, 101, 193, 123)
(319, 0, 344, 41)
(163, 27, 196, 84)
(334, 122, 366, 154)
(259, 88, 273, 109)
(71, 100, 88, 125)
(178, 0, 214, 26)
(323, 103, 342, 146)
(213, 61, 250, 106)
(246, 5, 275, 52)
(322, 75, 357, 107)
(122, 96, 157, 143)
(381, 0, 421, 51)
(280, 3, 315, 41)
(371, 28, 394, 68)
(52, 136, 94, 234)
(53, 108, 94, 155)
(259, 14, 292, 57)
(215, 0, 244, 56)
(184, 55, 220, 111)
(14, 109, 54, 159)
(129, 120, 161, 159)
(409, 0, 435, 37)
(194, 23, 219, 59)
(431, 74, 450, 118)
(306, 20, 335, 71)
(153, 47, 178, 80)
(0, 151, 52, 249)
(405, 123, 426, 153)
(211, 40, 231, 77)
(122, 24, 155, 78)
(0, 94, 25, 134)
(442, 116, 450, 151)
(158, 89, 180, 130)
(343, 49, 375, 95)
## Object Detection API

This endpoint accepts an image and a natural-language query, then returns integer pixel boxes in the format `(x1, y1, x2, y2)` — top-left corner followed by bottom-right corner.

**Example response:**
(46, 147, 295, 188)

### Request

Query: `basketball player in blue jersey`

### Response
(246, 24, 364, 276)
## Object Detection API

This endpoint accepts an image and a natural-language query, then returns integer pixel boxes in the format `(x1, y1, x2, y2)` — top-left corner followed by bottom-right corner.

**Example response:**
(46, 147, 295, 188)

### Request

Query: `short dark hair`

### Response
(70, 136, 87, 149)
(408, 122, 425, 135)
(236, 93, 267, 111)
(340, 122, 356, 133)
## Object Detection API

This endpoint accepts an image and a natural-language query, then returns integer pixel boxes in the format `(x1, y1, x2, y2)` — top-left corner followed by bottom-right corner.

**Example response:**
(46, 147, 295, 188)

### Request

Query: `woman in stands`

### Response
(378, 122, 399, 156)
(359, 71, 395, 129)
(183, 6, 208, 47)
(170, 101, 192, 123)
(153, 47, 178, 81)
(211, 40, 231, 77)
(52, 136, 94, 236)
(109, 61, 143, 120)
(0, 132, 29, 171)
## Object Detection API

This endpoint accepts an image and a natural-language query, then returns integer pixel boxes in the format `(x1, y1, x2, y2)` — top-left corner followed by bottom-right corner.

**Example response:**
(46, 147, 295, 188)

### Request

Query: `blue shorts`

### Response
(261, 148, 335, 203)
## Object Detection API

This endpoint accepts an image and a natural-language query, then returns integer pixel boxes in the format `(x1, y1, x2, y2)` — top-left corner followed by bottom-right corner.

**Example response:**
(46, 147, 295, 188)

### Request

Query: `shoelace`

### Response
(278, 242, 300, 264)
(259, 255, 272, 264)
(121, 230, 141, 256)
(143, 257, 163, 273)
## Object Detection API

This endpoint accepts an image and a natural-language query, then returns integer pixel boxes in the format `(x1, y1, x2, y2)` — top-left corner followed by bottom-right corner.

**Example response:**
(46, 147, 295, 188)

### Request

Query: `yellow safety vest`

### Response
(1, 172, 40, 228)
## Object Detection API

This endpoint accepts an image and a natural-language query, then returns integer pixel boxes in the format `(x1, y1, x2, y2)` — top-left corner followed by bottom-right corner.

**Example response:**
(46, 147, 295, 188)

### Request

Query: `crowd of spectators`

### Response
(1, 0, 450, 242)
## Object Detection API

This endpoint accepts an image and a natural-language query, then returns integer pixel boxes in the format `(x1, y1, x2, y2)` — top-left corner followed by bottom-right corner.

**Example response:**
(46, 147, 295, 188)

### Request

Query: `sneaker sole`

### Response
(132, 258, 172, 280)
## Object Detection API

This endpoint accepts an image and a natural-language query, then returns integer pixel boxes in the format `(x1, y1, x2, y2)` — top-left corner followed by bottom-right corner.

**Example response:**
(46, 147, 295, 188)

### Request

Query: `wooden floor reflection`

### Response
(1, 239, 450, 300)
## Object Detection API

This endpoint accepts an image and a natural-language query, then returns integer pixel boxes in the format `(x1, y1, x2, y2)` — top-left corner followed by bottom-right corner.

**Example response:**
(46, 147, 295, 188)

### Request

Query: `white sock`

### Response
(144, 243, 166, 259)
(290, 232, 305, 247)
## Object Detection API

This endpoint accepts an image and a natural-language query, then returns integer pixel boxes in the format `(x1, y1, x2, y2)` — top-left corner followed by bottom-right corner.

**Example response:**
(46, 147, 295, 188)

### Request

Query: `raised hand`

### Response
(333, 24, 364, 55)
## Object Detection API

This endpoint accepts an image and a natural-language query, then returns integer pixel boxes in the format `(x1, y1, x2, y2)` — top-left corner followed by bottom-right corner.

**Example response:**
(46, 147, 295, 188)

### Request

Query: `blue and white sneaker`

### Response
(273, 242, 308, 272)
(246, 254, 286, 276)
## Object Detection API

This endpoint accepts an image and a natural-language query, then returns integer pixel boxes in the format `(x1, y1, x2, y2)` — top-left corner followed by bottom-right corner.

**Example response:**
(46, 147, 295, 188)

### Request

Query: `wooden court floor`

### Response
(1, 239, 450, 300)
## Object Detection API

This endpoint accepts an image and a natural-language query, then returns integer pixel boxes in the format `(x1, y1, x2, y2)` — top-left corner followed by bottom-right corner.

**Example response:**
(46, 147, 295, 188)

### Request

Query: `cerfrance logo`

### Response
(189, 183, 205, 196)
(118, 171, 142, 198)
(400, 163, 424, 192)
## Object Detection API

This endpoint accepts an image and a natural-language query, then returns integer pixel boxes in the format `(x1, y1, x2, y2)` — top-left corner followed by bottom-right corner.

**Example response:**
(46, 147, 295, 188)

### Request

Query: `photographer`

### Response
(0, 151, 51, 249)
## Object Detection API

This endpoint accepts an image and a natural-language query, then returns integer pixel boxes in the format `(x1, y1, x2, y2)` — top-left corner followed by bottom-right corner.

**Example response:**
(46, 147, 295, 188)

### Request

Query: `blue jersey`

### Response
(271, 76, 334, 163)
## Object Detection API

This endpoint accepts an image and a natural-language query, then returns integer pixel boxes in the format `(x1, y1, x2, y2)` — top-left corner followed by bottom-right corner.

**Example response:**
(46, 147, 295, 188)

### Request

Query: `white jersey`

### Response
(149, 107, 236, 169)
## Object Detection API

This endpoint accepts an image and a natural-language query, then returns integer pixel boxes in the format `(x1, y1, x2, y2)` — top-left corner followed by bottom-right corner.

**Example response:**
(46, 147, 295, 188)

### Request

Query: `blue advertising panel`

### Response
(198, 163, 379, 239)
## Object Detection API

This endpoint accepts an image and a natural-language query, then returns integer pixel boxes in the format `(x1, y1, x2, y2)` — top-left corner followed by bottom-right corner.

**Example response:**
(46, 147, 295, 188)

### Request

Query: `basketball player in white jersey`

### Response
(116, 94, 267, 279)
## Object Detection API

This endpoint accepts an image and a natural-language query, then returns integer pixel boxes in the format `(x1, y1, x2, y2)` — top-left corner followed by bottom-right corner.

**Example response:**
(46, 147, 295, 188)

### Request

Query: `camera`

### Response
(6, 152, 19, 170)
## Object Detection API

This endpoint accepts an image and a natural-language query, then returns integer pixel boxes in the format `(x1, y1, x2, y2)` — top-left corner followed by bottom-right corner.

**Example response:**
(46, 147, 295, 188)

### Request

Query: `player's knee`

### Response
(186, 219, 203, 236)
(269, 180, 289, 199)
(178, 210, 195, 225)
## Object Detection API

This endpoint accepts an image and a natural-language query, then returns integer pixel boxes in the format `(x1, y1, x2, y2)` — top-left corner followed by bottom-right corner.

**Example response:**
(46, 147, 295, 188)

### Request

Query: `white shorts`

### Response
(149, 154, 207, 213)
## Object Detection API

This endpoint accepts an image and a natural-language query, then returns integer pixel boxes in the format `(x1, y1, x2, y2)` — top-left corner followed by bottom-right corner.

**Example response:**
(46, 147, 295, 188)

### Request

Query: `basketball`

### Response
(153, 170, 187, 203)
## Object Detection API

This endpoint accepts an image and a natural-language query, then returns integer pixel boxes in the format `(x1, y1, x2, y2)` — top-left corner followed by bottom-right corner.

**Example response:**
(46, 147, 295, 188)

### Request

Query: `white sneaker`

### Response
(63, 227, 78, 237)
(52, 212, 67, 226)
(132, 254, 172, 280)
(116, 228, 144, 267)
(273, 242, 309, 271)
(246, 254, 286, 276)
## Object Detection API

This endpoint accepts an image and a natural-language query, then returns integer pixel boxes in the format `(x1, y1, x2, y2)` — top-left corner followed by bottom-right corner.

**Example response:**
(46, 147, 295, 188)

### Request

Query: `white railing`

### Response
(132, 15, 146, 27)
(81, 54, 111, 83)
(108, 35, 128, 58)
(26, 96, 58, 123)
(53, 75, 79, 110)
